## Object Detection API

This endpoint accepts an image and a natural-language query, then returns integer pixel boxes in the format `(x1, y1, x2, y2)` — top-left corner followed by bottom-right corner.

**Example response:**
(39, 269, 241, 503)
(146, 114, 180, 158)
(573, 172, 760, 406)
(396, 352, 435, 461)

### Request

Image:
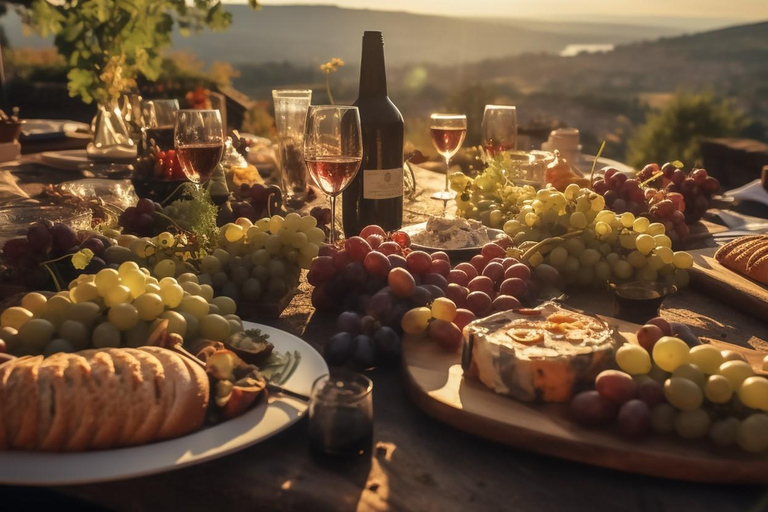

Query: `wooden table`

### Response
(2, 162, 768, 512)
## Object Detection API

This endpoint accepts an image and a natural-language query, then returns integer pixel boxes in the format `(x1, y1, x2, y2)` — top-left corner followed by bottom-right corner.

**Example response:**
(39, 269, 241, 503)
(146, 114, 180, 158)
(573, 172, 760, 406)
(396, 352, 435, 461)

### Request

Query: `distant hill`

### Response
(1, 5, 717, 66)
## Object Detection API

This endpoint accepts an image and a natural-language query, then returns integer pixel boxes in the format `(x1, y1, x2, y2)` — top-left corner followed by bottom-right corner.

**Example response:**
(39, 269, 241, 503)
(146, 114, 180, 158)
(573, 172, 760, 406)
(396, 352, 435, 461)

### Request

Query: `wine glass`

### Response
(430, 114, 467, 201)
(481, 105, 517, 156)
(304, 106, 362, 244)
(142, 99, 179, 150)
(174, 109, 224, 184)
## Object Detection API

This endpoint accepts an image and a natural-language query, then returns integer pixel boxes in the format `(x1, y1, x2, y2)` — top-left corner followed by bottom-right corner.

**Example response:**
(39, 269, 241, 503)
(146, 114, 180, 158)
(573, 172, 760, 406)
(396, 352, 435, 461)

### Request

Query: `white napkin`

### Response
(725, 179, 768, 206)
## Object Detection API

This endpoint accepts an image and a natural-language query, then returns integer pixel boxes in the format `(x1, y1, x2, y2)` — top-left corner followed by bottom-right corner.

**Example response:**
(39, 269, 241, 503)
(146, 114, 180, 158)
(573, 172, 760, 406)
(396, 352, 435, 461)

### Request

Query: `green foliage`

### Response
(13, 0, 259, 104)
(627, 91, 748, 168)
(445, 83, 498, 146)
(242, 103, 276, 138)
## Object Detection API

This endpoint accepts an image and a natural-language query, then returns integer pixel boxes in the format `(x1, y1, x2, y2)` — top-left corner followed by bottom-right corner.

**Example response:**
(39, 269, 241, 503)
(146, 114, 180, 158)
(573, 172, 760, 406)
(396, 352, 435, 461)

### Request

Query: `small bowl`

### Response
(609, 281, 677, 325)
(0, 205, 91, 247)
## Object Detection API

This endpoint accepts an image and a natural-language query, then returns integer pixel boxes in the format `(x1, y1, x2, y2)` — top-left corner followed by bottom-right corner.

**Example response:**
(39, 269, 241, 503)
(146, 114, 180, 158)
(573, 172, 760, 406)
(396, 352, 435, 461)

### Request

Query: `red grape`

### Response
(308, 256, 335, 285)
(79, 237, 105, 257)
(363, 251, 392, 279)
(445, 284, 469, 308)
(617, 399, 651, 438)
(406, 251, 433, 274)
(492, 294, 521, 311)
(661, 162, 677, 177)
(470, 254, 489, 273)
(481, 262, 504, 285)
(311, 285, 334, 311)
(702, 176, 720, 194)
(592, 178, 608, 194)
(366, 234, 384, 249)
(468, 276, 494, 295)
(318, 245, 335, 257)
(447, 269, 469, 287)
(481, 243, 505, 259)
(501, 257, 518, 270)
(636, 379, 665, 408)
(570, 390, 617, 426)
(391, 231, 411, 248)
(27, 223, 52, 253)
(429, 319, 463, 351)
(636, 324, 664, 352)
(379, 241, 403, 256)
(504, 263, 531, 281)
(422, 273, 448, 290)
(388, 267, 416, 298)
(691, 168, 708, 184)
(455, 262, 478, 280)
(453, 309, 477, 330)
(595, 370, 637, 405)
(387, 253, 407, 269)
(333, 249, 351, 270)
(671, 169, 686, 186)
(603, 167, 618, 181)
(429, 259, 451, 277)
(1, 238, 31, 263)
(136, 198, 155, 215)
(499, 278, 528, 299)
(431, 251, 450, 263)
(645, 317, 672, 336)
(465, 291, 492, 317)
(345, 237, 372, 261)
(360, 225, 386, 238)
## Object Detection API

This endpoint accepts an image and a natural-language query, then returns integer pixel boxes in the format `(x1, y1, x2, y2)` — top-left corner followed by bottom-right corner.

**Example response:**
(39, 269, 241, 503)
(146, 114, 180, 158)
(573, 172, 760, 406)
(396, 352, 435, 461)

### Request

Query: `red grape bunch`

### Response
(637, 163, 720, 223)
(228, 183, 284, 223)
(118, 198, 167, 238)
(309, 206, 333, 241)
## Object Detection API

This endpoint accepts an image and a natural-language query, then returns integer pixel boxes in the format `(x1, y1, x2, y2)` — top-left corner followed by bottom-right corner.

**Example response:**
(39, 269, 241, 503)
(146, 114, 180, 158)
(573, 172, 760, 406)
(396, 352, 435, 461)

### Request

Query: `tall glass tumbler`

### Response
(272, 90, 312, 205)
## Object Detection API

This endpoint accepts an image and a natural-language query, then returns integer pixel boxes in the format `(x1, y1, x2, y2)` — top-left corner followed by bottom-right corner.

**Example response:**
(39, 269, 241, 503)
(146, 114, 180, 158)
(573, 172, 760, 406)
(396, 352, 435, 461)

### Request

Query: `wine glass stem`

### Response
(444, 155, 450, 192)
(329, 194, 337, 245)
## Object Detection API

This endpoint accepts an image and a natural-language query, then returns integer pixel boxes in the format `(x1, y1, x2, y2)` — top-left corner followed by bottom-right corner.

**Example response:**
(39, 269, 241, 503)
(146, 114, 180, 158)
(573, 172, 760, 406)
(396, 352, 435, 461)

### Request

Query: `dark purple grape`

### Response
(409, 286, 432, 308)
(373, 326, 400, 362)
(366, 292, 393, 320)
(382, 302, 408, 330)
(364, 277, 387, 295)
(617, 399, 651, 438)
(84, 256, 106, 273)
(344, 261, 367, 290)
(422, 273, 448, 291)
(79, 237, 105, 257)
(136, 198, 155, 215)
(351, 335, 376, 369)
(421, 284, 445, 301)
(325, 333, 353, 366)
(360, 315, 378, 335)
(51, 223, 78, 253)
(27, 223, 53, 253)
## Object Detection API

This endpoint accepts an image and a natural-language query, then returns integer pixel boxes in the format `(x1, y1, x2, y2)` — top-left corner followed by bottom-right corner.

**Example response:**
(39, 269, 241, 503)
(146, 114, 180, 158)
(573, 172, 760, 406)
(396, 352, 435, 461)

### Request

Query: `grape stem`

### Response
(640, 171, 664, 188)
(589, 141, 607, 185)
(520, 230, 584, 264)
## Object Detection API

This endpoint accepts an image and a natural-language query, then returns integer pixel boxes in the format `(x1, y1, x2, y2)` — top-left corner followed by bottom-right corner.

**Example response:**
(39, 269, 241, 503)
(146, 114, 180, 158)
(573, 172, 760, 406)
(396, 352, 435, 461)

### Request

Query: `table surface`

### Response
(2, 161, 768, 512)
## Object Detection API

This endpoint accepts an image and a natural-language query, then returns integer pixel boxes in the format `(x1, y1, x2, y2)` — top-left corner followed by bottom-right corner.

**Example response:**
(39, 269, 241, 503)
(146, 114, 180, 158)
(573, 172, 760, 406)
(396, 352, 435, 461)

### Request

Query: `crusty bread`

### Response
(0, 347, 210, 452)
(715, 235, 768, 286)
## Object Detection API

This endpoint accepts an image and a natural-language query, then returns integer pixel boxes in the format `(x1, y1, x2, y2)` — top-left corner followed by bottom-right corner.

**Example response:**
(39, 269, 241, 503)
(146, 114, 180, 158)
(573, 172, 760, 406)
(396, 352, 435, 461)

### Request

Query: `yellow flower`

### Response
(320, 57, 345, 74)
(71, 249, 94, 270)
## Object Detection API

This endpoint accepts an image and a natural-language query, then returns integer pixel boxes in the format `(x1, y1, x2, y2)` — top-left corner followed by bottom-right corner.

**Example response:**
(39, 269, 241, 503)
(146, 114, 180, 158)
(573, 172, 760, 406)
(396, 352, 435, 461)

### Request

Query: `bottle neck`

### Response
(358, 35, 388, 98)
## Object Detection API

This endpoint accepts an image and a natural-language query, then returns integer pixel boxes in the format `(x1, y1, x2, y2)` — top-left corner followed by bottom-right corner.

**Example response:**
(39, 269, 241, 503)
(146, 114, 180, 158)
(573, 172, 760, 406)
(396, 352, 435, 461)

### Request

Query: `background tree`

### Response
(627, 91, 748, 168)
(5, 0, 258, 104)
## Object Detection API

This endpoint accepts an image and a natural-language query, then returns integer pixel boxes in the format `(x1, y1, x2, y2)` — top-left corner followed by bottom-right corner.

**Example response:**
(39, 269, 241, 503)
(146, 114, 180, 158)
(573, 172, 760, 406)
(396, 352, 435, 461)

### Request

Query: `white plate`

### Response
(0, 322, 328, 486)
(38, 149, 90, 171)
(401, 221, 506, 259)
(21, 119, 90, 141)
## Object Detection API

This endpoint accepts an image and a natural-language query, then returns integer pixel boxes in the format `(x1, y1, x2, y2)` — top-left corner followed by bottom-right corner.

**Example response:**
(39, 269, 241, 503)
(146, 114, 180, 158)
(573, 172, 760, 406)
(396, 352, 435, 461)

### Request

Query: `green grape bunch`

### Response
(450, 171, 536, 229)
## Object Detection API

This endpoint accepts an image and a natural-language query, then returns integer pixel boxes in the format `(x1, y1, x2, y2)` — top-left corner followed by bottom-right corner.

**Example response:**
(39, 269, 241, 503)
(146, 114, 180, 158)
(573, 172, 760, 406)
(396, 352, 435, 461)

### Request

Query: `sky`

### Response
(248, 0, 767, 21)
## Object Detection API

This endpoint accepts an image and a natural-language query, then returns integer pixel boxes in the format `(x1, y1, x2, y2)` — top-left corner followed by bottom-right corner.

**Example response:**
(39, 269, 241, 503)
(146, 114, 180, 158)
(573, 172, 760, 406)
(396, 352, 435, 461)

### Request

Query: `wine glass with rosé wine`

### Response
(429, 113, 467, 201)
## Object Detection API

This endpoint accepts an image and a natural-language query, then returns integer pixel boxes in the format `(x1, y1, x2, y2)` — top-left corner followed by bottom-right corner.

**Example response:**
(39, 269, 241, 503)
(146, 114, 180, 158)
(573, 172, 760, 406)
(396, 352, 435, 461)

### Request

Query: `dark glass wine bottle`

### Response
(342, 31, 404, 237)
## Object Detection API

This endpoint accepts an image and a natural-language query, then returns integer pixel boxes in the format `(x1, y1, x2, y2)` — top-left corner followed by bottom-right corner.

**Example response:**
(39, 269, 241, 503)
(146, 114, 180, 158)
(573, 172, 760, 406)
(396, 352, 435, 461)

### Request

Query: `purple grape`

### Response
(421, 284, 445, 301)
(27, 223, 53, 253)
(409, 286, 432, 307)
(373, 326, 400, 362)
(367, 292, 393, 320)
(51, 223, 78, 253)
(351, 335, 376, 369)
(344, 261, 367, 290)
(79, 237, 105, 257)
(325, 333, 353, 366)
(360, 315, 378, 335)
(136, 198, 155, 215)
(617, 399, 651, 438)
(337, 311, 362, 336)
(422, 273, 448, 291)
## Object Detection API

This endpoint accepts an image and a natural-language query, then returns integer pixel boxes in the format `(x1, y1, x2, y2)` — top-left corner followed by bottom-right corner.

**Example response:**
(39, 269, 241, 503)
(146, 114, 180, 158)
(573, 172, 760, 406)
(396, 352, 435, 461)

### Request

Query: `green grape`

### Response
(159, 310, 187, 338)
(212, 248, 230, 267)
(632, 217, 650, 233)
(503, 220, 523, 235)
(664, 377, 703, 411)
(718, 360, 754, 389)
(402, 307, 432, 334)
(673, 269, 690, 287)
(223, 223, 244, 243)
(122, 270, 147, 299)
(619, 231, 637, 250)
(58, 320, 89, 351)
(300, 243, 319, 260)
(646, 222, 665, 236)
(673, 251, 693, 269)
(737, 414, 768, 453)
(738, 376, 768, 411)
(153, 259, 176, 279)
(132, 293, 164, 321)
(159, 283, 184, 308)
(590, 194, 605, 212)
(594, 261, 611, 282)
(650, 403, 678, 433)
(616, 344, 652, 375)
(595, 210, 615, 224)
(570, 212, 587, 229)
(118, 261, 140, 276)
(611, 259, 633, 280)
(200, 255, 222, 275)
(671, 363, 706, 388)
(199, 284, 215, 302)
(655, 246, 674, 265)
(654, 234, 672, 248)
(627, 251, 646, 269)
(264, 234, 282, 254)
(1, 306, 33, 330)
(252, 217, 270, 233)
(548, 246, 568, 267)
(635, 234, 655, 255)
(653, 336, 689, 372)
(704, 374, 733, 403)
(635, 266, 658, 282)
(180, 295, 209, 319)
(524, 212, 538, 227)
(299, 214, 317, 231)
(269, 215, 284, 234)
(93, 322, 121, 349)
(563, 256, 580, 276)
(563, 238, 585, 257)
(71, 282, 100, 304)
(211, 296, 237, 316)
(156, 231, 174, 247)
(16, 318, 56, 352)
(674, 409, 711, 439)
(200, 314, 231, 341)
(283, 212, 302, 231)
(180, 281, 201, 296)
(21, 292, 48, 317)
(688, 345, 724, 375)
(288, 231, 307, 249)
(576, 266, 594, 287)
(620, 212, 635, 228)
(646, 254, 665, 271)
(605, 252, 620, 265)
(68, 302, 101, 325)
(578, 248, 600, 267)
(250, 248, 269, 266)
(595, 221, 612, 238)
(94, 269, 121, 297)
(306, 227, 326, 245)
(108, 303, 140, 331)
(709, 417, 740, 447)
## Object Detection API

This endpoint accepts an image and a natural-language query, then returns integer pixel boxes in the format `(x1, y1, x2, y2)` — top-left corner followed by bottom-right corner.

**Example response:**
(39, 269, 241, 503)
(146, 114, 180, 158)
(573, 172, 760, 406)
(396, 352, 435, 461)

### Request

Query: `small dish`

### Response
(400, 220, 506, 260)
(609, 280, 677, 324)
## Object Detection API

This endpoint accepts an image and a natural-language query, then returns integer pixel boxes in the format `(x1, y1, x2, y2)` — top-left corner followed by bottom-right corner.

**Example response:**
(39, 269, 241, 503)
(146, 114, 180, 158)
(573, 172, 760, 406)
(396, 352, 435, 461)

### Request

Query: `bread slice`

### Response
(715, 235, 765, 263)
(177, 353, 210, 434)
(103, 348, 153, 446)
(715, 235, 768, 286)
(0, 357, 32, 450)
(122, 348, 169, 446)
(139, 347, 208, 440)
(81, 351, 125, 450)
(3, 356, 43, 449)
(61, 354, 98, 452)
(36, 355, 71, 451)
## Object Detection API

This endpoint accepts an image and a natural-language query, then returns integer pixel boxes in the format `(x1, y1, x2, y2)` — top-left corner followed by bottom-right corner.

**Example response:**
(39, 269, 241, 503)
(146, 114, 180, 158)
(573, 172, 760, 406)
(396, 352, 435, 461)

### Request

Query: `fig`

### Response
(224, 332, 274, 365)
(205, 349, 238, 381)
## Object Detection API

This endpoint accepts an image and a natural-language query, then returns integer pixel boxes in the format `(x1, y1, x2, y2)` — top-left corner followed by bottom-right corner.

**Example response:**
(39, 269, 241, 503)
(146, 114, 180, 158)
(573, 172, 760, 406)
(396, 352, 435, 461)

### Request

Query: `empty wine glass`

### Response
(174, 109, 224, 184)
(304, 106, 362, 244)
(430, 113, 467, 201)
(481, 105, 517, 156)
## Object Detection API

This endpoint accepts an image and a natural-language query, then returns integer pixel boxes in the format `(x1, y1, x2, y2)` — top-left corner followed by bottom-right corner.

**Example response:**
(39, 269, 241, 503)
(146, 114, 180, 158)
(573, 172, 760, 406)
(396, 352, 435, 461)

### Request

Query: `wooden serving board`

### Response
(402, 316, 768, 485)
(689, 246, 768, 321)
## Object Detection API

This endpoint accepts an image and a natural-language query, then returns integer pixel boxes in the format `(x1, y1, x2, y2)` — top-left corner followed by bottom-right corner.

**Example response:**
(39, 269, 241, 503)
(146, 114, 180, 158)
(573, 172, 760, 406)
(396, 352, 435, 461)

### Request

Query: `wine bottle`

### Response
(342, 31, 404, 237)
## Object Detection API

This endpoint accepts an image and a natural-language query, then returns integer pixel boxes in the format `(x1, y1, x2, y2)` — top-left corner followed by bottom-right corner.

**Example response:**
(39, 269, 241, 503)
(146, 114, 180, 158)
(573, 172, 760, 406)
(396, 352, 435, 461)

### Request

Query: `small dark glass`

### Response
(610, 281, 677, 324)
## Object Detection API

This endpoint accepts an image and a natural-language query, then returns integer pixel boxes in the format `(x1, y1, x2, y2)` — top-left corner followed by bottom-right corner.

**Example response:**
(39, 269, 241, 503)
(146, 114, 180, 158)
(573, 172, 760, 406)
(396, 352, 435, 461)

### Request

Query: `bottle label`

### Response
(363, 167, 403, 199)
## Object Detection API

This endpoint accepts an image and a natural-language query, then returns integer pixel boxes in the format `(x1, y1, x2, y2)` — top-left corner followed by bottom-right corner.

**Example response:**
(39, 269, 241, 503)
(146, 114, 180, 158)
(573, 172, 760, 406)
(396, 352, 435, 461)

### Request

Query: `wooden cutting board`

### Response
(689, 246, 768, 320)
(402, 315, 768, 485)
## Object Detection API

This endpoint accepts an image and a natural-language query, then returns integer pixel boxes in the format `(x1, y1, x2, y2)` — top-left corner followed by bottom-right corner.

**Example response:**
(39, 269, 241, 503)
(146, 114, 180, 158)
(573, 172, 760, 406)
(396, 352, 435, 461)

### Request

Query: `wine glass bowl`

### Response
(481, 105, 517, 156)
(174, 109, 224, 184)
(429, 113, 467, 201)
(142, 99, 179, 150)
(304, 106, 363, 243)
